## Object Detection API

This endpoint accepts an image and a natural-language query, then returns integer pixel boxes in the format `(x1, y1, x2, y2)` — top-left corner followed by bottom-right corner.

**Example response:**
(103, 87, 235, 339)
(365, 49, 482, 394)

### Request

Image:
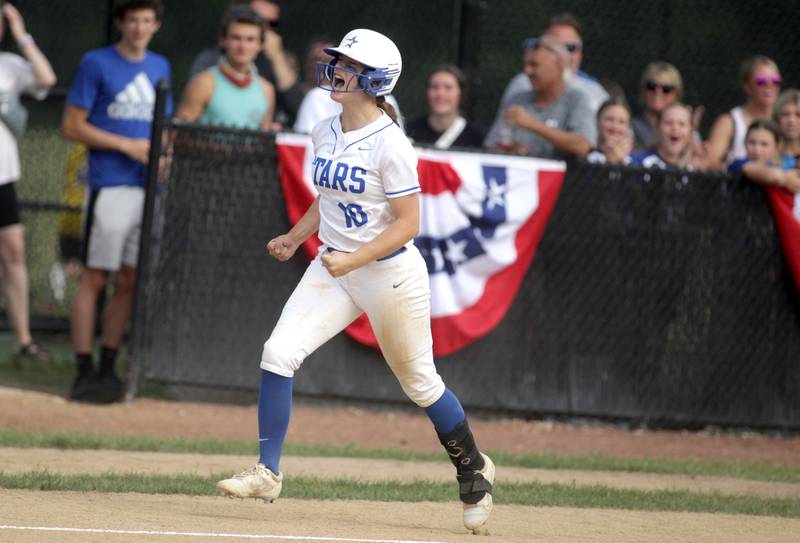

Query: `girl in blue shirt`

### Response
(728, 119, 800, 192)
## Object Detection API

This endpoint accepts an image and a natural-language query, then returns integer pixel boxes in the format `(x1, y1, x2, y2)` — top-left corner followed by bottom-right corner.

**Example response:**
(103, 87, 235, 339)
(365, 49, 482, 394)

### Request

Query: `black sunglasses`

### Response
(645, 80, 676, 94)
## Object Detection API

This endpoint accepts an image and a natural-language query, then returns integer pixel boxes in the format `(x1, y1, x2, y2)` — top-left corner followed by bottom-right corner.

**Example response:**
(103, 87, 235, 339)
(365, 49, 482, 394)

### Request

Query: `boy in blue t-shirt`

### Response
(62, 0, 172, 403)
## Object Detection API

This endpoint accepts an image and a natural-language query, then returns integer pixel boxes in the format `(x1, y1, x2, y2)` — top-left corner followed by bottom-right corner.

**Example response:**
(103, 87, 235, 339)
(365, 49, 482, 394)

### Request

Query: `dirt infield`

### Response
(2, 489, 799, 543)
(1, 387, 799, 465)
(2, 387, 800, 542)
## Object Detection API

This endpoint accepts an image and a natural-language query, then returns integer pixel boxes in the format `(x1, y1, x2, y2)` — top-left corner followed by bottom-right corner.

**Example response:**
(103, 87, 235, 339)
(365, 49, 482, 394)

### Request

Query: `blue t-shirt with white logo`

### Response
(66, 46, 172, 189)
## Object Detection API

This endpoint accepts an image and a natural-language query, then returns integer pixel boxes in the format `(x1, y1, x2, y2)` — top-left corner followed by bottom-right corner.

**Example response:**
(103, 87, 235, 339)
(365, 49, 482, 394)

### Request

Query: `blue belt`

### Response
(326, 246, 407, 261)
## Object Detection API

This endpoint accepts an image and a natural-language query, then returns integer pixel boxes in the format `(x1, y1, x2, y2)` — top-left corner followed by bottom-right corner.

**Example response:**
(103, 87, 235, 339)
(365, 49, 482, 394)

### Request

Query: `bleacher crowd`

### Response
(1, 0, 797, 403)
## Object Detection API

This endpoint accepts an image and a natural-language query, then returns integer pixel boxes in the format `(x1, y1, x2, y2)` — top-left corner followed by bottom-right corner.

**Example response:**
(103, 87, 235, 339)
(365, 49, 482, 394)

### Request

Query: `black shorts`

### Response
(0, 183, 21, 228)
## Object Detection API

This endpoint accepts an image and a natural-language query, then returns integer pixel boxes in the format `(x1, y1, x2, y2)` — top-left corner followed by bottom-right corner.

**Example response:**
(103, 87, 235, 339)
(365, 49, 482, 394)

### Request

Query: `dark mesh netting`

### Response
(9, 1, 800, 427)
(133, 124, 306, 390)
(132, 117, 800, 428)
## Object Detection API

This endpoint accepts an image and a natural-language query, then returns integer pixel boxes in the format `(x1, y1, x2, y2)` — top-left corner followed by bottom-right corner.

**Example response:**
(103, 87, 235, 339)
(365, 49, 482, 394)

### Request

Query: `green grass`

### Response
(0, 334, 169, 398)
(1, 471, 798, 518)
(1, 428, 799, 484)
(0, 333, 77, 395)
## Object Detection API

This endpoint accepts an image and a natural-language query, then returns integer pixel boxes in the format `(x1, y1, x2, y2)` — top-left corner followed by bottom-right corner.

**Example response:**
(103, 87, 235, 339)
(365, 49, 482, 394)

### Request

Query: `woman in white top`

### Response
(0, 3, 56, 361)
(217, 28, 495, 536)
(707, 56, 782, 170)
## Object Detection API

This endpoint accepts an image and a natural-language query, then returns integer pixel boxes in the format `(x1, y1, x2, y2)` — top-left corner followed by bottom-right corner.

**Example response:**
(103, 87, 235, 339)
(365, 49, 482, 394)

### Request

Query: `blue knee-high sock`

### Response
(258, 369, 293, 474)
(424, 388, 465, 434)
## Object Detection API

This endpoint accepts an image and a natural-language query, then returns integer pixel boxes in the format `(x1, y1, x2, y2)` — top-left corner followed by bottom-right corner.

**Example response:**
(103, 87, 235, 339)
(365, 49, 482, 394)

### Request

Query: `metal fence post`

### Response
(125, 79, 170, 401)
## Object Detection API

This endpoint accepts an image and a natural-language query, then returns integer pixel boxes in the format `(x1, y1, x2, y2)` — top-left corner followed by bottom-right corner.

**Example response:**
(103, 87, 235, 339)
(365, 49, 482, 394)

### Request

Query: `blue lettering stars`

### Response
(312, 157, 366, 194)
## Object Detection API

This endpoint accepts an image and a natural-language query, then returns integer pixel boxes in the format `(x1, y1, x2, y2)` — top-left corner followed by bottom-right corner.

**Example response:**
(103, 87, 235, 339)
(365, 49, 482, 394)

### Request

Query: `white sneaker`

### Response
(217, 463, 283, 503)
(462, 453, 495, 534)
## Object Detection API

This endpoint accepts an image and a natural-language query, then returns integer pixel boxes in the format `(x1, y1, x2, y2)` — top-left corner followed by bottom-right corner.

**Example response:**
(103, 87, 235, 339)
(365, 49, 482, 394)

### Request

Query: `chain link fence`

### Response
(130, 107, 800, 427)
(5, 1, 800, 425)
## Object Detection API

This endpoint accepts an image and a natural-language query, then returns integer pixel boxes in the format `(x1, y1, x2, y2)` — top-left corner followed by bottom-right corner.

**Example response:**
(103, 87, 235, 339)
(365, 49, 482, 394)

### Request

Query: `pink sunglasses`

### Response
(755, 75, 782, 87)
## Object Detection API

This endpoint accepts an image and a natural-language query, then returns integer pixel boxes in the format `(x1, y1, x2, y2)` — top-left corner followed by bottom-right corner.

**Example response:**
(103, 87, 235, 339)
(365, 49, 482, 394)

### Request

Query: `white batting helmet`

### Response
(319, 28, 402, 97)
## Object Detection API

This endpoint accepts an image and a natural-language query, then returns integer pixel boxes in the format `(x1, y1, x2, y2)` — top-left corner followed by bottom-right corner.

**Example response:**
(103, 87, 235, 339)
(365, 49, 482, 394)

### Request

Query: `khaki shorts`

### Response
(81, 185, 145, 271)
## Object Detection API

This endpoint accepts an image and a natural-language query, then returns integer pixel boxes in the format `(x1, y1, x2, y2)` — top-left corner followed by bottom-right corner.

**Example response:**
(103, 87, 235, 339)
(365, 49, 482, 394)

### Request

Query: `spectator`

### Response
(61, 0, 172, 403)
(729, 119, 800, 192)
(498, 13, 609, 115)
(176, 6, 276, 130)
(631, 103, 699, 171)
(0, 2, 56, 361)
(774, 89, 800, 160)
(292, 39, 404, 134)
(189, 0, 303, 126)
(707, 55, 781, 170)
(405, 64, 485, 149)
(484, 34, 595, 159)
(586, 98, 633, 165)
(631, 62, 683, 151)
(291, 38, 336, 133)
(299, 37, 333, 92)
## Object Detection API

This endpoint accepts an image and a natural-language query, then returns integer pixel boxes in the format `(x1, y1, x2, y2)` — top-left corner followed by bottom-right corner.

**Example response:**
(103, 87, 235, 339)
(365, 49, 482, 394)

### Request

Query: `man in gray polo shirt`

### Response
(484, 34, 595, 159)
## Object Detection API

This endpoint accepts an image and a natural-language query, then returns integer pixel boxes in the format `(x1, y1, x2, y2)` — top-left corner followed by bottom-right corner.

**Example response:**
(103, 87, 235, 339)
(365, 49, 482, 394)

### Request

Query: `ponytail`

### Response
(376, 96, 398, 124)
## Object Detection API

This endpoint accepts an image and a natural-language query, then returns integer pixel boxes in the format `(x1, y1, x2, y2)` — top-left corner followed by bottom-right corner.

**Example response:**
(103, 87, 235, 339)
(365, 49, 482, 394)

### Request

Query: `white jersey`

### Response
(310, 110, 419, 253)
(294, 88, 405, 134)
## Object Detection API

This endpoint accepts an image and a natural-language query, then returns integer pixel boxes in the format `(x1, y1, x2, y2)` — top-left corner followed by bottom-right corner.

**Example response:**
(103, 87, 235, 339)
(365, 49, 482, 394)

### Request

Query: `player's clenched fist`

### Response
(267, 234, 298, 261)
(321, 251, 356, 277)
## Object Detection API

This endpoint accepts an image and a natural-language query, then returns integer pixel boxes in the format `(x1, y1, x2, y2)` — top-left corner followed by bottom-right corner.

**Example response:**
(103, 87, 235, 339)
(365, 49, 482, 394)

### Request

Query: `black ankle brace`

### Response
(437, 419, 485, 473)
(437, 419, 491, 504)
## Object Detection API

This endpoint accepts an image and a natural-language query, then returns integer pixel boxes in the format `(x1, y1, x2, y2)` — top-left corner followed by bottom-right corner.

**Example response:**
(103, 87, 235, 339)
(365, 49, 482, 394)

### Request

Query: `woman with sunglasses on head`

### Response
(707, 55, 782, 170)
(631, 62, 683, 151)
(216, 28, 495, 535)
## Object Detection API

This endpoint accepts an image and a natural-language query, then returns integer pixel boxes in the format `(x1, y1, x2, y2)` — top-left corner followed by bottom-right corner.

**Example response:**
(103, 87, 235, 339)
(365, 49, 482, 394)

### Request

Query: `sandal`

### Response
(16, 342, 50, 362)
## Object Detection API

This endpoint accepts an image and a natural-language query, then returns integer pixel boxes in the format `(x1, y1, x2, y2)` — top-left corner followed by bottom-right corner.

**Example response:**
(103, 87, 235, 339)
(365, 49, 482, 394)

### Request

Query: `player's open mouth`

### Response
(333, 76, 346, 88)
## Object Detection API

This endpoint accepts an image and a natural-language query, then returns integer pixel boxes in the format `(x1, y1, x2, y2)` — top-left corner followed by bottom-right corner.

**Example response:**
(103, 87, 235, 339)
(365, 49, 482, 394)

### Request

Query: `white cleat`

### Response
(216, 463, 283, 503)
(462, 453, 495, 535)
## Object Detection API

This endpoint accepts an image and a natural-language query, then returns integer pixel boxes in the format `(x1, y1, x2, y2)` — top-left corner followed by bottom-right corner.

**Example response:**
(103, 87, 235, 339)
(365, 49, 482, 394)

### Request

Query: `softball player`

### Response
(217, 28, 495, 534)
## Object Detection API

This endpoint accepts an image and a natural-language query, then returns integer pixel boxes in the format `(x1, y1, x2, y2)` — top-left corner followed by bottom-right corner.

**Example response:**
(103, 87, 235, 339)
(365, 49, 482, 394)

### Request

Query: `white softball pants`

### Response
(261, 245, 445, 408)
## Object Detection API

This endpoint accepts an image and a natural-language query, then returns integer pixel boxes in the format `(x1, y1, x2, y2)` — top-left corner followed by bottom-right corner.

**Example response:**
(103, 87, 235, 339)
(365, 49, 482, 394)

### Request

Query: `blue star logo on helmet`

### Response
(344, 36, 358, 48)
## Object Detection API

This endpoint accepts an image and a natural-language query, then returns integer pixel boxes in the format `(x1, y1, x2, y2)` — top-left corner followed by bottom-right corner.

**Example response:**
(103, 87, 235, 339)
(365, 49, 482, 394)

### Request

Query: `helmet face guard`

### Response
(315, 58, 399, 97)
